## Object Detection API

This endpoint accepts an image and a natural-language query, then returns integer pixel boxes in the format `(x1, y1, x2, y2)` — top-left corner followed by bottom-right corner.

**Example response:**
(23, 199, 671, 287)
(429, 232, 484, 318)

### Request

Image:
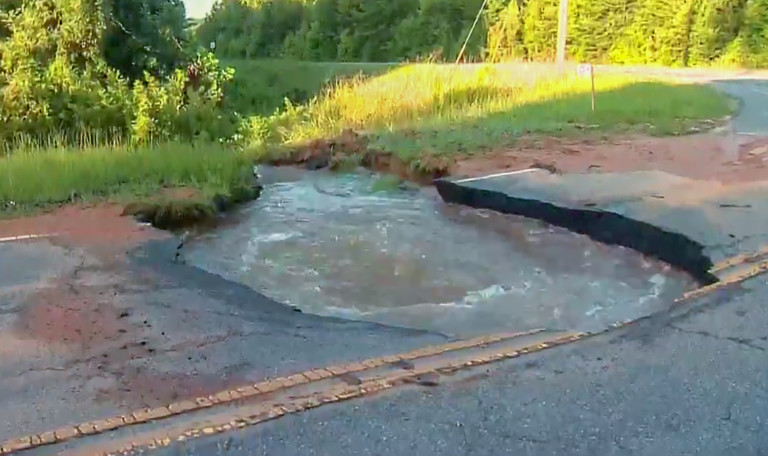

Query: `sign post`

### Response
(577, 63, 595, 112)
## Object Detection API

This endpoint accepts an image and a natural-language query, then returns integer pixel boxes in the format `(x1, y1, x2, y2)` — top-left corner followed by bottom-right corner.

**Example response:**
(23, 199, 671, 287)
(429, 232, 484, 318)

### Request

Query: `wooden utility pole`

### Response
(556, 0, 569, 65)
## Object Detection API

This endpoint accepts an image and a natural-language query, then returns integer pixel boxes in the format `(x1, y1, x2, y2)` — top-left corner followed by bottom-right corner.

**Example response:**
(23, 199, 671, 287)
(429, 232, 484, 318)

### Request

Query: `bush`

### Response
(102, 0, 189, 81)
(0, 0, 238, 150)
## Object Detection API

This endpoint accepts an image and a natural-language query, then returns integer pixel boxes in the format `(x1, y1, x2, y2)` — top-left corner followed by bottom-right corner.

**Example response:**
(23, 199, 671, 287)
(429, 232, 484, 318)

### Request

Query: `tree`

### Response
(720, 0, 768, 67)
(689, 0, 748, 65)
(523, 0, 559, 60)
(568, 0, 638, 63)
(0, 0, 129, 139)
(102, 0, 189, 80)
(486, 0, 525, 61)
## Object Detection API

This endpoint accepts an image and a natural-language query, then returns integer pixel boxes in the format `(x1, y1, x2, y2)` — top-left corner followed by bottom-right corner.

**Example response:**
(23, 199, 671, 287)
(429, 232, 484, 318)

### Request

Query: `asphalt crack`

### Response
(670, 324, 767, 352)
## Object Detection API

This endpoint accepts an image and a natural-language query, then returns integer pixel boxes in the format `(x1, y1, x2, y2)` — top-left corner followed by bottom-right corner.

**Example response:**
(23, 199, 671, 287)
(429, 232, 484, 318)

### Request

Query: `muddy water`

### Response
(186, 168, 697, 338)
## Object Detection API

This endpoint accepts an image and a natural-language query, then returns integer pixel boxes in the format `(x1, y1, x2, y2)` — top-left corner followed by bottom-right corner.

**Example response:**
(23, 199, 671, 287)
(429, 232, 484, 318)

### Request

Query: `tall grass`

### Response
(0, 61, 734, 212)
(0, 142, 252, 211)
(260, 63, 731, 159)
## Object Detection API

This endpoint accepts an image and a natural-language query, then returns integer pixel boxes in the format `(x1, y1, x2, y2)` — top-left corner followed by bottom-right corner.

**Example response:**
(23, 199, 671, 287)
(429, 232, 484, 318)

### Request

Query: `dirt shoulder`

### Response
(0, 204, 169, 257)
(453, 133, 768, 184)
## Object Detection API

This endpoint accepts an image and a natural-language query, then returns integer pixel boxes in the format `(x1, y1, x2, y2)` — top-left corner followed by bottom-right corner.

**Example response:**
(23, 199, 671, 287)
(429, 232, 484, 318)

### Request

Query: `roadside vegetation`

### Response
(0, 143, 255, 212)
(0, 0, 251, 216)
(200, 0, 768, 68)
(255, 65, 729, 146)
(0, 0, 747, 220)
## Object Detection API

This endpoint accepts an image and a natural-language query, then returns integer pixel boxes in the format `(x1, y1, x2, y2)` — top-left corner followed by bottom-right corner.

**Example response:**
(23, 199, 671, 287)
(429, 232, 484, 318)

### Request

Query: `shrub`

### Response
(0, 0, 238, 150)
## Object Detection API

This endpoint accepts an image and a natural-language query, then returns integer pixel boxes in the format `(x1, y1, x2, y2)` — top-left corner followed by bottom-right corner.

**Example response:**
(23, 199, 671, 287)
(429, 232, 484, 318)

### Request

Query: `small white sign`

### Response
(577, 63, 593, 77)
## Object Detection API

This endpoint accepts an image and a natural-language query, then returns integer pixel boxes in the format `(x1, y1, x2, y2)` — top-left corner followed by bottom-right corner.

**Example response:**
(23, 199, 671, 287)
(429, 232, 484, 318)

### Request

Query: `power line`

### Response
(454, 0, 490, 65)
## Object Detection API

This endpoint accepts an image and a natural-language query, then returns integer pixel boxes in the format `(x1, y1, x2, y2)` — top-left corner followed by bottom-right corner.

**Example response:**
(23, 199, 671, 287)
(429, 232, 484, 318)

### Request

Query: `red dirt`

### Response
(453, 133, 768, 184)
(13, 278, 131, 348)
(279, 129, 451, 183)
(0, 204, 168, 252)
(278, 129, 768, 185)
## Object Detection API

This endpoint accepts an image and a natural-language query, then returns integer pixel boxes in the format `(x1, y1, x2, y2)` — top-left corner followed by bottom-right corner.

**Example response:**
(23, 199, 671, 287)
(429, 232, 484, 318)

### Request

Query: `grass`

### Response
(0, 60, 734, 218)
(254, 62, 732, 163)
(0, 142, 256, 214)
(224, 59, 395, 116)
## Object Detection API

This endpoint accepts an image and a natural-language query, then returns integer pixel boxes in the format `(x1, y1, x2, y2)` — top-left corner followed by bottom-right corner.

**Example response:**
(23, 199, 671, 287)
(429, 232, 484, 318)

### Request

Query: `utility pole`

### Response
(556, 0, 569, 65)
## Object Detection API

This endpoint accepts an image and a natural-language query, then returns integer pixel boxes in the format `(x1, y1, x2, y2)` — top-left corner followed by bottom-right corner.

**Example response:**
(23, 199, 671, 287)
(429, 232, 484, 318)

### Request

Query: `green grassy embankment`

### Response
(0, 61, 733, 217)
(253, 63, 732, 173)
(0, 142, 257, 220)
(223, 59, 394, 115)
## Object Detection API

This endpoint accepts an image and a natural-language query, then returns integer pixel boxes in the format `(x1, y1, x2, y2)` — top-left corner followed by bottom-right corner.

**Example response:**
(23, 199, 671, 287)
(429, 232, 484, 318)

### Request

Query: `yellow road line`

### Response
(6, 252, 768, 455)
(682, 259, 768, 302)
(709, 245, 768, 274)
(60, 333, 587, 456)
(0, 329, 546, 455)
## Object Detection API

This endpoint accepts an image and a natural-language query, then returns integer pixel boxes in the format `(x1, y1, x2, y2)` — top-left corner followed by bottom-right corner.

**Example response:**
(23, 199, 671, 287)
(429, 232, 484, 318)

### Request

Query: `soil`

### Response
(0, 204, 168, 253)
(2, 131, 765, 256)
(274, 129, 451, 184)
(276, 129, 768, 186)
(3, 127, 767, 435)
(453, 133, 768, 184)
(13, 278, 131, 347)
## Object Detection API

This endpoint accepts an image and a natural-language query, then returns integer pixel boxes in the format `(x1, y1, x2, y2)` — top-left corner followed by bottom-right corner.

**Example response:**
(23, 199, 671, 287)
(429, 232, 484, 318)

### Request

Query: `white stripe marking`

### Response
(0, 234, 55, 243)
(454, 168, 542, 184)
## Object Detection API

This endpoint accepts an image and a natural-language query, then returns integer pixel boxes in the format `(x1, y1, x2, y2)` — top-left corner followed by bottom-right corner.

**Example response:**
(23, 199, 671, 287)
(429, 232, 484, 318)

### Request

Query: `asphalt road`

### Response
(712, 80, 768, 135)
(0, 240, 445, 443)
(154, 277, 768, 456)
(140, 76, 768, 455)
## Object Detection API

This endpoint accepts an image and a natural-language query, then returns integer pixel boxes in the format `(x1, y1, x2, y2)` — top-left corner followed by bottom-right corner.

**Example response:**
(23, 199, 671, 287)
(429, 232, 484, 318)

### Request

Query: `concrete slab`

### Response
(436, 170, 768, 283)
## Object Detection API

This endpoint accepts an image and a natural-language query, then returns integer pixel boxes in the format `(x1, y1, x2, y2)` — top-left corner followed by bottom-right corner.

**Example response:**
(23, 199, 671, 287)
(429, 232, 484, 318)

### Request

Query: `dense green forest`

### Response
(196, 0, 768, 67)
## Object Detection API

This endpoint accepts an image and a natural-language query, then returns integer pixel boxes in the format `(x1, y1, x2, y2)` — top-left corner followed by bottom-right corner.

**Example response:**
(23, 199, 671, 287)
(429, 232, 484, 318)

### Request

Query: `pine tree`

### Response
(689, 0, 749, 65)
(522, 0, 558, 60)
(568, 0, 638, 62)
(486, 0, 525, 61)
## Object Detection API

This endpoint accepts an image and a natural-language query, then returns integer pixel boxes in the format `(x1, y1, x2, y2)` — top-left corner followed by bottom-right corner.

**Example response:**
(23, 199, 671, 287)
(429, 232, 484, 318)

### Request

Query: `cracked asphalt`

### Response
(0, 239, 445, 443)
(140, 76, 768, 456)
(158, 277, 768, 456)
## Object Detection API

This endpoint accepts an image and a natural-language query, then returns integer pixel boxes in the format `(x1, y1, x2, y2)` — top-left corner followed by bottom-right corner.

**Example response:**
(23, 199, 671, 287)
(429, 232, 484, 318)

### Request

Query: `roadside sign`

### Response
(577, 63, 596, 112)
(577, 63, 593, 77)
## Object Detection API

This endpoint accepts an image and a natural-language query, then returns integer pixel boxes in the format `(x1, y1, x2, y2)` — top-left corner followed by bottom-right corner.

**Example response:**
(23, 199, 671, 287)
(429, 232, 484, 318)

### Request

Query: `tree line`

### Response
(196, 0, 768, 67)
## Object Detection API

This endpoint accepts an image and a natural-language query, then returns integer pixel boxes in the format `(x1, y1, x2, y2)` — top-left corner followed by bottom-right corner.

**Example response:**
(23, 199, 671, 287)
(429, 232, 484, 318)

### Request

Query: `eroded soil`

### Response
(277, 129, 768, 185)
(454, 133, 768, 183)
(0, 204, 168, 254)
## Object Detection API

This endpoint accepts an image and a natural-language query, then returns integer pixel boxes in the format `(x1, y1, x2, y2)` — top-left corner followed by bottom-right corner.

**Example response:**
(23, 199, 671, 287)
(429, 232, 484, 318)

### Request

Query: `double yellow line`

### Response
(1, 329, 571, 455)
(682, 247, 768, 301)
(5, 248, 768, 456)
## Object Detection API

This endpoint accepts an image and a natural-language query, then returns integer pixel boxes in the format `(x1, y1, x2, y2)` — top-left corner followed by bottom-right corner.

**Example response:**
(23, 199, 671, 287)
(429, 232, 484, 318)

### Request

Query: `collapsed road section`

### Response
(436, 169, 768, 284)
